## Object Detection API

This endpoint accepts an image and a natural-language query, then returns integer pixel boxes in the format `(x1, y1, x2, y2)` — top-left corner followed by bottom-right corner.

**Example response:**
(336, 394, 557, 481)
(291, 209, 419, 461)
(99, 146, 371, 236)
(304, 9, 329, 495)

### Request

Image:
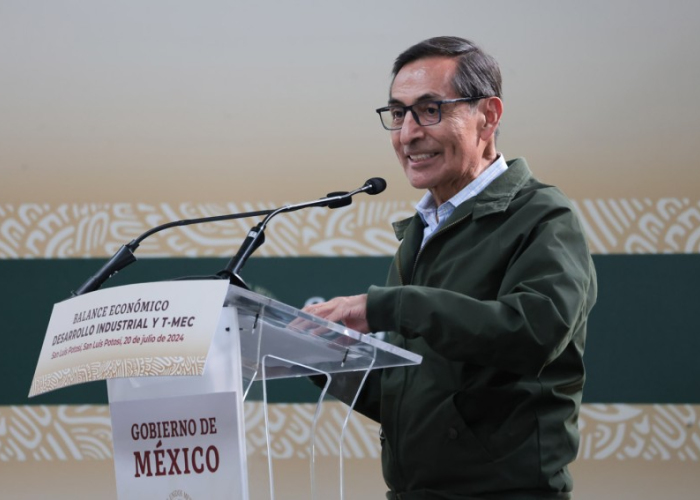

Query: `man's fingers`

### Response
(298, 294, 370, 333)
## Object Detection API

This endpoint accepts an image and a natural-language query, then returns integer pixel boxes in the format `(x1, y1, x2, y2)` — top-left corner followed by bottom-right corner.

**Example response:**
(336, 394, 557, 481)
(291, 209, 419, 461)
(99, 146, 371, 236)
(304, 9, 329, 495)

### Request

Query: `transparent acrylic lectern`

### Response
(107, 285, 421, 499)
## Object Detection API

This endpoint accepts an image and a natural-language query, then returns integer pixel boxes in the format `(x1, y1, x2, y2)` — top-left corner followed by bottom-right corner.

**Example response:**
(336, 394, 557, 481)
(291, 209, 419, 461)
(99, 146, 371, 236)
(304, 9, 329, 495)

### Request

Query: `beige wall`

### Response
(2, 0, 700, 207)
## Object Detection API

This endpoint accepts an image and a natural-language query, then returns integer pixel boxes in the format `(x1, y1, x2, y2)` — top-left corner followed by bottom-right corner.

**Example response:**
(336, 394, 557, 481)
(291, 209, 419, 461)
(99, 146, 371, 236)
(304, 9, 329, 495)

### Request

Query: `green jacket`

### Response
(359, 158, 597, 499)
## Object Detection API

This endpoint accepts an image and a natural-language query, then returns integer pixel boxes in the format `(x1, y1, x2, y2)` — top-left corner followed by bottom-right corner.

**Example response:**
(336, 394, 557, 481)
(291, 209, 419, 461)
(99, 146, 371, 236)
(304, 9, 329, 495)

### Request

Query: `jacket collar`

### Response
(472, 157, 531, 220)
(392, 157, 532, 241)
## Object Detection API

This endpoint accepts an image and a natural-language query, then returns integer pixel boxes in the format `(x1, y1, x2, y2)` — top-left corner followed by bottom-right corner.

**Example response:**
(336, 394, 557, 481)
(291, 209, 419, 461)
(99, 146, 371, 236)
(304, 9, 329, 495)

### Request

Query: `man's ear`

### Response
(479, 97, 503, 141)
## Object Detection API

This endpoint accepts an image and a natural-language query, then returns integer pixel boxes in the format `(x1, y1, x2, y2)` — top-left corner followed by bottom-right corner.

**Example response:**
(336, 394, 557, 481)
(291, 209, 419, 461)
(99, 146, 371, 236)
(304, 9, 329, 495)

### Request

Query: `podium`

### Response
(30, 281, 421, 499)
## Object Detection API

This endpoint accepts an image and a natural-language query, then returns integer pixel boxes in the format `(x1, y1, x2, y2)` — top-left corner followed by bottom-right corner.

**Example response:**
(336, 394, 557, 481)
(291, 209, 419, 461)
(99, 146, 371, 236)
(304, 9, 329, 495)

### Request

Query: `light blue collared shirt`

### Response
(416, 154, 508, 247)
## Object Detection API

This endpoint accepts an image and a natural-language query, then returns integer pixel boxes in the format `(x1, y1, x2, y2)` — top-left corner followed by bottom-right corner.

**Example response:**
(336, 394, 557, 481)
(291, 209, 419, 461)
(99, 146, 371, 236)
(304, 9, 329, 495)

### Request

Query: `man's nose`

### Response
(399, 111, 424, 144)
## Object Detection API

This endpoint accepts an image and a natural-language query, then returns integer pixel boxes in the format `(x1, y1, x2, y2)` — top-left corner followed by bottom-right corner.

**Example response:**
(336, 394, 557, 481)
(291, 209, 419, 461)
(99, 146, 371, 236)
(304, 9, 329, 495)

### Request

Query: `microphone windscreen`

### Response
(365, 177, 387, 195)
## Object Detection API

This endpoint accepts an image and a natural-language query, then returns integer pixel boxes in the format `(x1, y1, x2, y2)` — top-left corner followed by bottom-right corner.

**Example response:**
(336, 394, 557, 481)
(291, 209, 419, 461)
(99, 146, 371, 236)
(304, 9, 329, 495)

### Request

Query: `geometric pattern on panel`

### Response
(572, 198, 700, 254)
(0, 202, 413, 259)
(2, 199, 700, 258)
(2, 404, 699, 462)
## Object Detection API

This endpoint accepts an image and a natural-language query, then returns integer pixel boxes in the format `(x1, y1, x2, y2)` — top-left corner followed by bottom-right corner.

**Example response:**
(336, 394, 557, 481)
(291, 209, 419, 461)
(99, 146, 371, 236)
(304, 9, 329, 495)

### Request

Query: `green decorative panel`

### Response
(1, 255, 699, 405)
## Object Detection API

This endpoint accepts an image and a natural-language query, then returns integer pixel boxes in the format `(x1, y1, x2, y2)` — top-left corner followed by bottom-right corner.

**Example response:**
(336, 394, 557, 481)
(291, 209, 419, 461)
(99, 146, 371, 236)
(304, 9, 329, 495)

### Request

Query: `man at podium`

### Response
(306, 36, 597, 500)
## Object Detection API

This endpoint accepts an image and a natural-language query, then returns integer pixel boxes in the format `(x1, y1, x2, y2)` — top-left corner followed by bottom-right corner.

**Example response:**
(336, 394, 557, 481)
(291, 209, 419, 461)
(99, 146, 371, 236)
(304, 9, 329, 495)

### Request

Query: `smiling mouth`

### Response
(408, 153, 438, 161)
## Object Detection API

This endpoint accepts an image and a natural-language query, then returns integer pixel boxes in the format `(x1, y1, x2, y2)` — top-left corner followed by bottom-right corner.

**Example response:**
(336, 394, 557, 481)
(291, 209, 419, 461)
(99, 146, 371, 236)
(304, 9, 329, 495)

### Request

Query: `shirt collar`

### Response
(415, 154, 507, 226)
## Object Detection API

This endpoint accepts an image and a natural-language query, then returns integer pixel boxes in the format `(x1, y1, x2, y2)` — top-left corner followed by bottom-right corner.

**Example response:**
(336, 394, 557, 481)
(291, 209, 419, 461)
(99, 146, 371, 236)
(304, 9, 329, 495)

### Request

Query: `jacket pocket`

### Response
(398, 393, 497, 489)
(443, 392, 495, 463)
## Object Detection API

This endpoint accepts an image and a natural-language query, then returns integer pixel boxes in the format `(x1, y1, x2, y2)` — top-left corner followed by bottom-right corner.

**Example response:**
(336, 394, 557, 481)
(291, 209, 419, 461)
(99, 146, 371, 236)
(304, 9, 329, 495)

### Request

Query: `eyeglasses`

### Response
(375, 96, 489, 130)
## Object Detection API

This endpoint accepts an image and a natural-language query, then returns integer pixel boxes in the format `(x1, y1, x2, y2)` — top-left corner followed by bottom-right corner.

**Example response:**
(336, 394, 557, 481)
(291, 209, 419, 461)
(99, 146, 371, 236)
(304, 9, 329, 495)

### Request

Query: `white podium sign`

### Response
(29, 280, 229, 397)
(110, 391, 246, 500)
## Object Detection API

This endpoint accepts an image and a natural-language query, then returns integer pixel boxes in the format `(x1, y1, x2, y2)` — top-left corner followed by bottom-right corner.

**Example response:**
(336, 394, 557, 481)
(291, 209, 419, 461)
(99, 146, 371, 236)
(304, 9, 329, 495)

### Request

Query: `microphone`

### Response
(217, 177, 387, 285)
(362, 177, 387, 195)
(320, 178, 386, 209)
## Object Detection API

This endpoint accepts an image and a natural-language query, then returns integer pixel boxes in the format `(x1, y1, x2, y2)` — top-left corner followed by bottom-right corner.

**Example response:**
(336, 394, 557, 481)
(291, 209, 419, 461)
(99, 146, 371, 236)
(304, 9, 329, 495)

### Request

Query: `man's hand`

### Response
(303, 294, 370, 333)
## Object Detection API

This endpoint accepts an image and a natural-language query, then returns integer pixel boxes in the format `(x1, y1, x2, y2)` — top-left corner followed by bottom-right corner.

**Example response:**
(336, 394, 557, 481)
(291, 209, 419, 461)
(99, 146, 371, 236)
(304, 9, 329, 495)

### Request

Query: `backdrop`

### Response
(2, 1, 699, 498)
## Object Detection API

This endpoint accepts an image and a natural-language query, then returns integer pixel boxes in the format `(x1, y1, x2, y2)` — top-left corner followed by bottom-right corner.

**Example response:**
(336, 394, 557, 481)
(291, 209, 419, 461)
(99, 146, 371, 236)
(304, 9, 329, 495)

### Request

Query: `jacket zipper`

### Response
(391, 212, 471, 489)
(396, 251, 405, 286)
(409, 213, 472, 282)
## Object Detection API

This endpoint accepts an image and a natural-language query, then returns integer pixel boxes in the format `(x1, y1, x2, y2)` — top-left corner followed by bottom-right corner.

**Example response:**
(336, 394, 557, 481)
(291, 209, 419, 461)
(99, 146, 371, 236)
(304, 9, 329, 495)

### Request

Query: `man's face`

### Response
(389, 56, 487, 205)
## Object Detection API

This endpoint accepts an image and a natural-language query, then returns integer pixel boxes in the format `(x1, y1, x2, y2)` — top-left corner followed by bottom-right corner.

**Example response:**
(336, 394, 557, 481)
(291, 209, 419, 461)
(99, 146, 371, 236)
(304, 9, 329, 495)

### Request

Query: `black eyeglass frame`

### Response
(375, 96, 490, 131)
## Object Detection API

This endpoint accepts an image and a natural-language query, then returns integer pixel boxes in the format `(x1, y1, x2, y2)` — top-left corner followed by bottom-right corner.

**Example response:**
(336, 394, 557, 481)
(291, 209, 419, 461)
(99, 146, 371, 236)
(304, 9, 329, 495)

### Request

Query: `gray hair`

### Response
(392, 36, 502, 104)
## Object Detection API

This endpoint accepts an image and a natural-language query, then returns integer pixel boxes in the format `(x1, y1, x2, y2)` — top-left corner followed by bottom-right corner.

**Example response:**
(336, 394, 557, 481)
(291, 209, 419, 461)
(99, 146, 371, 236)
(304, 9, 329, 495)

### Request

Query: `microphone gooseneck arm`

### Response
(129, 208, 275, 248)
(71, 207, 276, 296)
